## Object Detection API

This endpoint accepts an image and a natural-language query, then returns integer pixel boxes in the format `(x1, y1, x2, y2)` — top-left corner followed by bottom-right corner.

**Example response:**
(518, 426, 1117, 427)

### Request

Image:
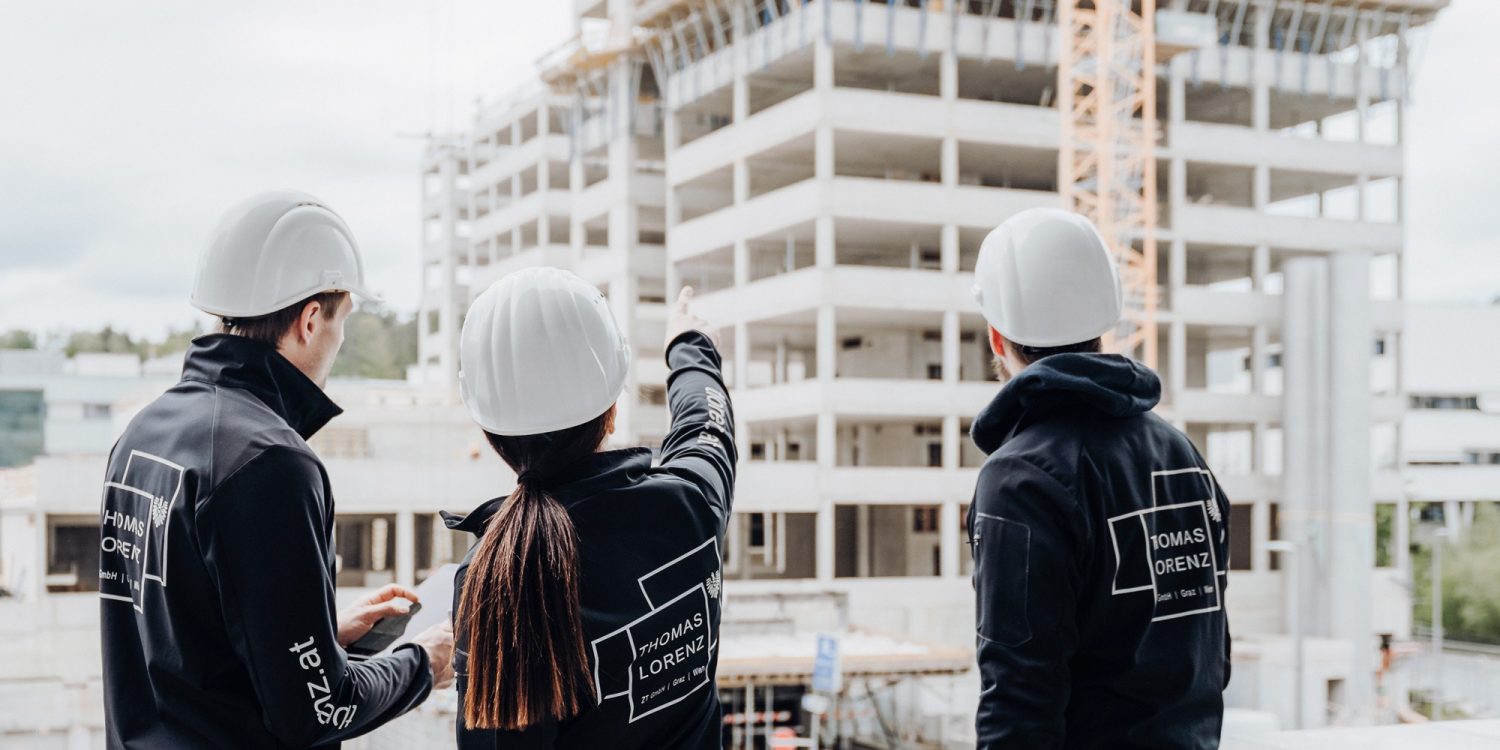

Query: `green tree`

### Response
(65, 325, 138, 357)
(328, 304, 418, 380)
(139, 324, 204, 359)
(0, 330, 37, 349)
(1413, 503, 1500, 644)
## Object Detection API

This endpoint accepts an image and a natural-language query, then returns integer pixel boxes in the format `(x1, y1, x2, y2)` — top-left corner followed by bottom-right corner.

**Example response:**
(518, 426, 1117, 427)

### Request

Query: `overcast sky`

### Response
(1, 1, 1496, 340)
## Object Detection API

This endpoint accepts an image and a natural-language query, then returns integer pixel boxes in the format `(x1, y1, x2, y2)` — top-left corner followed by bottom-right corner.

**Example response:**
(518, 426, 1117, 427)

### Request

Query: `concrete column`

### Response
(1282, 257, 1331, 637)
(732, 65, 750, 123)
(1168, 321, 1186, 405)
(941, 310, 960, 384)
(734, 158, 750, 204)
(940, 224, 959, 275)
(940, 500, 960, 578)
(814, 34, 835, 184)
(1328, 253, 1375, 720)
(816, 502, 835, 581)
(1253, 164, 1270, 210)
(941, 138, 958, 189)
(1169, 238, 1186, 292)
(607, 59, 641, 443)
(395, 510, 415, 588)
(817, 305, 836, 381)
(815, 217, 835, 269)
(734, 321, 749, 392)
(1251, 247, 1271, 394)
(1253, 7, 1272, 131)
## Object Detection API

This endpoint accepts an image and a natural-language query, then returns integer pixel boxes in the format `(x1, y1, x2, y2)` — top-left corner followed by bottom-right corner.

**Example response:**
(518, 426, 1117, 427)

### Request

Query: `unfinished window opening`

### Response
(834, 321, 946, 383)
(837, 419, 949, 468)
(833, 219, 941, 270)
(724, 512, 817, 580)
(833, 131, 942, 183)
(415, 514, 471, 585)
(834, 504, 942, 578)
(47, 516, 100, 593)
(334, 514, 397, 589)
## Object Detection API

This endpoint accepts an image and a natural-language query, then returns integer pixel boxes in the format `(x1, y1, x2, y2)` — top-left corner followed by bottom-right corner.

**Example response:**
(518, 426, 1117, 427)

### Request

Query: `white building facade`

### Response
(418, 0, 1446, 733)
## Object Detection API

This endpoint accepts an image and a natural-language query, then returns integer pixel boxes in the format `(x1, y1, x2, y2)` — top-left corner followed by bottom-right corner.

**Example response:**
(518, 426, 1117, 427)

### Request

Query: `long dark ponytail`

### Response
(457, 407, 613, 730)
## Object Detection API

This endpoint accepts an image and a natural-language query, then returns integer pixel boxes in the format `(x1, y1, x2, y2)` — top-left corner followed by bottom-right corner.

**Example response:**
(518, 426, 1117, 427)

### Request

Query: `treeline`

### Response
(0, 304, 417, 381)
(1413, 503, 1500, 645)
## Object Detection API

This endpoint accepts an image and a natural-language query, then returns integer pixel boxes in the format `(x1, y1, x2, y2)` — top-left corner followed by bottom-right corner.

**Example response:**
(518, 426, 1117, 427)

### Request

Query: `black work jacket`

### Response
(968, 353, 1231, 750)
(445, 330, 736, 750)
(100, 334, 431, 749)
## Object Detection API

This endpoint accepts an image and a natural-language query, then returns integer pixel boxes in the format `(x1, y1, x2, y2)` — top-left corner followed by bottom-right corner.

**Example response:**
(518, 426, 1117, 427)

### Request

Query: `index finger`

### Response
(675, 286, 694, 313)
(368, 583, 420, 605)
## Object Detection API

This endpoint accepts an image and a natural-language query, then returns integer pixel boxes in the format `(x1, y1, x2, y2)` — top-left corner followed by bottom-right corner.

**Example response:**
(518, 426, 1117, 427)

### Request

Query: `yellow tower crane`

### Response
(1057, 0, 1160, 369)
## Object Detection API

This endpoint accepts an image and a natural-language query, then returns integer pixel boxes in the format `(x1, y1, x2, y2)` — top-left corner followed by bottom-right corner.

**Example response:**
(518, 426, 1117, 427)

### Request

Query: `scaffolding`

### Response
(1058, 0, 1160, 368)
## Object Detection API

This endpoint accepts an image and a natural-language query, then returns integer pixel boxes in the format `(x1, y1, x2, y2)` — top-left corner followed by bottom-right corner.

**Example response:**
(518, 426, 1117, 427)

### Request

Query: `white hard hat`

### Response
(191, 191, 381, 318)
(971, 207, 1122, 348)
(459, 267, 631, 436)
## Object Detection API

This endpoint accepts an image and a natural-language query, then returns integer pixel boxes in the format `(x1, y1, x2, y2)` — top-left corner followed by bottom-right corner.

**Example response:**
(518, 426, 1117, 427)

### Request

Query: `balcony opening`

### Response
(748, 228, 816, 282)
(46, 515, 100, 593)
(746, 49, 815, 116)
(834, 218, 941, 269)
(837, 418, 947, 468)
(415, 514, 471, 585)
(956, 58, 1057, 107)
(334, 514, 397, 589)
(724, 512, 817, 580)
(674, 164, 734, 222)
(834, 504, 942, 578)
(1184, 162, 1254, 208)
(742, 322, 818, 388)
(1184, 422, 1255, 477)
(834, 317, 946, 381)
(957, 141, 1057, 192)
(833, 48, 940, 97)
(676, 245, 737, 296)
(747, 418, 817, 463)
(749, 133, 817, 198)
(1181, 85, 1252, 128)
(833, 131, 942, 183)
(1229, 503, 1253, 571)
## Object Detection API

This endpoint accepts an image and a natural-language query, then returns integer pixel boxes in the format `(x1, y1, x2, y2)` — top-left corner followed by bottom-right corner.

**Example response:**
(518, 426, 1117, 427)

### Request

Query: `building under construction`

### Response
(413, 0, 1449, 741)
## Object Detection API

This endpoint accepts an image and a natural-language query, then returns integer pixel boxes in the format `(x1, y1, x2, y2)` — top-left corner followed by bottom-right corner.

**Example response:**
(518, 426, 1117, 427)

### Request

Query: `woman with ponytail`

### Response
(443, 267, 736, 749)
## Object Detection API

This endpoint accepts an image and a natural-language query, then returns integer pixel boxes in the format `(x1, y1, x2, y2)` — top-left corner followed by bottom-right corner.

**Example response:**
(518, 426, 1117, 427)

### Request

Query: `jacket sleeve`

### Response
(657, 330, 737, 530)
(197, 446, 432, 747)
(969, 456, 1088, 750)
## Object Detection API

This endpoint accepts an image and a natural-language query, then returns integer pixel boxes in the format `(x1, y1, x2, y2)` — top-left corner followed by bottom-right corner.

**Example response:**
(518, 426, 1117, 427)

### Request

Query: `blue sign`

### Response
(811, 633, 841, 694)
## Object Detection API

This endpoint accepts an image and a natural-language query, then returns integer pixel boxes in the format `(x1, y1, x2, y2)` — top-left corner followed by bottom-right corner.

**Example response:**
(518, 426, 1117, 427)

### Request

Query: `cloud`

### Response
(1, 0, 1495, 343)
(0, 0, 570, 338)
(1403, 0, 1500, 303)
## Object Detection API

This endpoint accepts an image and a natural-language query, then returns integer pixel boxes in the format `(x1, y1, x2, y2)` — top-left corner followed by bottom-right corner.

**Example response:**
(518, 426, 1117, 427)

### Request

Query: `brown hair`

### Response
(1011, 336, 1103, 365)
(217, 291, 347, 347)
(456, 409, 612, 730)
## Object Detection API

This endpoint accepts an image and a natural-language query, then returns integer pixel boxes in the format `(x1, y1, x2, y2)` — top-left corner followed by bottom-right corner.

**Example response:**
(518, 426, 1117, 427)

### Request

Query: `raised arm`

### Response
(198, 446, 432, 747)
(656, 287, 736, 528)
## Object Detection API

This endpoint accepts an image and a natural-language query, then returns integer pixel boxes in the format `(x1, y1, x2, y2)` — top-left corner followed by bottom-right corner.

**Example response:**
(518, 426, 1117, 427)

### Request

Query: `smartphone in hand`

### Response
(346, 602, 422, 661)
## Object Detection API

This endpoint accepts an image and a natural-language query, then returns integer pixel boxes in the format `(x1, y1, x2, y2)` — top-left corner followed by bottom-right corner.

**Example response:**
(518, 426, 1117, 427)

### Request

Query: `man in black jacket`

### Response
(967, 208, 1231, 749)
(99, 192, 454, 749)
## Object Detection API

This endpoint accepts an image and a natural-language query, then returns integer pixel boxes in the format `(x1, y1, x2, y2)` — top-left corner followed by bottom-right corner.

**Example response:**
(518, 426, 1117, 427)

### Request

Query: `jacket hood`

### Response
(971, 352, 1160, 454)
(442, 447, 655, 533)
(180, 333, 343, 440)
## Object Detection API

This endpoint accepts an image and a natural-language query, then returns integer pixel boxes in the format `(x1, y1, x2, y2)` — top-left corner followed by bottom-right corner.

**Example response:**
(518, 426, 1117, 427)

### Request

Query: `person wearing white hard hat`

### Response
(442, 268, 736, 749)
(966, 208, 1231, 749)
(99, 192, 454, 749)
